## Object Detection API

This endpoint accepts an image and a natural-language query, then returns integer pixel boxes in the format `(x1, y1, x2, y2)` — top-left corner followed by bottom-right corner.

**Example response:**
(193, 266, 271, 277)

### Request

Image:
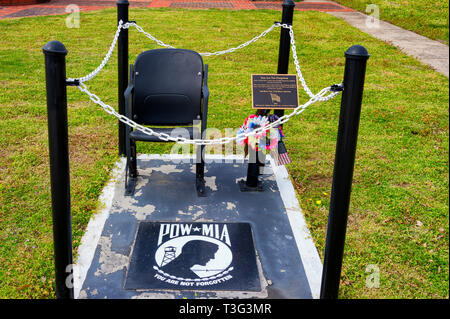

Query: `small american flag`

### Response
(271, 140, 291, 166)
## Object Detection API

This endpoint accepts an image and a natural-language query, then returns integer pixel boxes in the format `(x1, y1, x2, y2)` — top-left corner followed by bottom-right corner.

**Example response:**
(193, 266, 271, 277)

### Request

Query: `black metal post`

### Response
(246, 149, 259, 188)
(277, 0, 295, 76)
(239, 146, 264, 192)
(43, 40, 74, 299)
(242, 1, 295, 192)
(117, 0, 129, 156)
(248, 148, 264, 187)
(257, 0, 295, 118)
(275, 0, 295, 119)
(320, 45, 369, 299)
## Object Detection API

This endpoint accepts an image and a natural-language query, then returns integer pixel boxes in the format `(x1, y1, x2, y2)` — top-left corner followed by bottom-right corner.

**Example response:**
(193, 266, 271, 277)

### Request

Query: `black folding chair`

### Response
(124, 49, 209, 197)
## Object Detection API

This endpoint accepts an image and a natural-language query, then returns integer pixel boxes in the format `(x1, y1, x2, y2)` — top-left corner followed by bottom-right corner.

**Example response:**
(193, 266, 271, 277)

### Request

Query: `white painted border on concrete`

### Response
(73, 158, 126, 299)
(268, 155, 323, 299)
(74, 154, 323, 299)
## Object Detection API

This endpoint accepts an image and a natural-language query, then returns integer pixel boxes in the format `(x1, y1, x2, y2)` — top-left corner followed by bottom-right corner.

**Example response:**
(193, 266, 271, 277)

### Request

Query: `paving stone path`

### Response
(0, 0, 352, 19)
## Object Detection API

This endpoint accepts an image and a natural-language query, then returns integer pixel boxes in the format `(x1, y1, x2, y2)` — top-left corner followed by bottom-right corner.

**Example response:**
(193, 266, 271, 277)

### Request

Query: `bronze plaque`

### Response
(252, 74, 299, 109)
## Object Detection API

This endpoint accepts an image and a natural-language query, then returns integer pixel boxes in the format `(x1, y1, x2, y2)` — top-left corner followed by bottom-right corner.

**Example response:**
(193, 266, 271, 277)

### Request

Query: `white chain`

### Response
(68, 21, 340, 101)
(124, 21, 339, 101)
(125, 21, 279, 57)
(123, 21, 175, 49)
(68, 20, 124, 83)
(285, 24, 338, 101)
(68, 21, 279, 83)
(77, 81, 337, 145)
(70, 21, 341, 145)
(200, 23, 279, 56)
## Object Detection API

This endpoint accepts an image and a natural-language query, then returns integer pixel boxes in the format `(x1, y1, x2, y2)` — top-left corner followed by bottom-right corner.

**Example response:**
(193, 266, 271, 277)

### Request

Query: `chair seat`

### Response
(130, 127, 196, 142)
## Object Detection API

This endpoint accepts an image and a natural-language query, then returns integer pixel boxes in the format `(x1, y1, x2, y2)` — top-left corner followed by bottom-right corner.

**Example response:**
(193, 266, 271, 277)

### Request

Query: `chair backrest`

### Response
(133, 49, 204, 126)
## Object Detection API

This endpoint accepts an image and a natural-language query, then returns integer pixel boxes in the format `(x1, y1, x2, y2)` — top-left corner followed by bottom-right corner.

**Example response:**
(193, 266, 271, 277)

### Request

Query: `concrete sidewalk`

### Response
(328, 10, 449, 77)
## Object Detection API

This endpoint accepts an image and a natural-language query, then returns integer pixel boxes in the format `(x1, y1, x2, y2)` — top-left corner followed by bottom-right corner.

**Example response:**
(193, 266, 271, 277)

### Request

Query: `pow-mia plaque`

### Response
(252, 74, 299, 109)
(124, 222, 261, 291)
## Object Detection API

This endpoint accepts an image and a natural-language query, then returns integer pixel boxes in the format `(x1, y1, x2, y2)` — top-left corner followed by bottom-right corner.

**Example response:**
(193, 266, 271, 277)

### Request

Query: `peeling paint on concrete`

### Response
(204, 176, 217, 191)
(187, 205, 207, 220)
(134, 204, 156, 221)
(118, 193, 139, 209)
(152, 164, 184, 174)
(226, 202, 236, 211)
(192, 210, 205, 220)
(177, 210, 191, 216)
(134, 175, 150, 191)
(116, 187, 158, 221)
(131, 292, 176, 299)
(94, 235, 128, 277)
(78, 290, 88, 299)
(191, 217, 215, 223)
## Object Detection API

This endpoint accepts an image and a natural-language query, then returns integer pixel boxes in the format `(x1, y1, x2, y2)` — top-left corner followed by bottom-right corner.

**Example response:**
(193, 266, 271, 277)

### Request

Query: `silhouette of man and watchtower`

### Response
(160, 240, 219, 279)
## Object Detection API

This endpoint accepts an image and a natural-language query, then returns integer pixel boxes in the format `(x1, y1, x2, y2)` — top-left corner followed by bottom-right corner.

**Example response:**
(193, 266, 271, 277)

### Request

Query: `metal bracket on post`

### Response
(330, 83, 344, 92)
(320, 45, 370, 299)
(65, 79, 79, 86)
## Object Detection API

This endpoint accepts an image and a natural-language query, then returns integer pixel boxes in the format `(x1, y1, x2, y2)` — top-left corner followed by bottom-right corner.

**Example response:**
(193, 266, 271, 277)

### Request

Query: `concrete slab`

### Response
(73, 154, 323, 299)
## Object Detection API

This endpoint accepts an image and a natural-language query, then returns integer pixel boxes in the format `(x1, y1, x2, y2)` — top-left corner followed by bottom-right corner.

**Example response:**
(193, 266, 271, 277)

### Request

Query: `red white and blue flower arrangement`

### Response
(236, 114, 291, 165)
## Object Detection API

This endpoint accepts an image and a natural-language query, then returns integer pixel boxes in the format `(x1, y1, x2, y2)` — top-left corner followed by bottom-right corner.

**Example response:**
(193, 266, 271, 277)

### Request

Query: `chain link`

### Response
(68, 21, 279, 83)
(70, 21, 341, 145)
(68, 21, 340, 101)
(68, 20, 124, 83)
(77, 81, 337, 145)
(124, 22, 175, 49)
(125, 21, 339, 101)
(125, 21, 279, 57)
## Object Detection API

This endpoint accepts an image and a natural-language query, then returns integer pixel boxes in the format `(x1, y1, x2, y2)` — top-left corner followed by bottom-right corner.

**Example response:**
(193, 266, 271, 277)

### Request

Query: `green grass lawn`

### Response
(0, 8, 448, 299)
(333, 0, 449, 44)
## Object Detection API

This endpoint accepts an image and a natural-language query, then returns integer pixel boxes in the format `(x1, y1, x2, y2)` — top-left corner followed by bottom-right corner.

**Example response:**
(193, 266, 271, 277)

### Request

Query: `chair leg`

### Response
(125, 141, 137, 196)
(195, 145, 206, 197)
(129, 141, 137, 178)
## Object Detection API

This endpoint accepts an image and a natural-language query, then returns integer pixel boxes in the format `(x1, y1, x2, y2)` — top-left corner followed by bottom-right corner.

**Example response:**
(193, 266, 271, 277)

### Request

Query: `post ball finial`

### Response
(282, 0, 296, 7)
(345, 45, 370, 59)
(43, 40, 68, 56)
